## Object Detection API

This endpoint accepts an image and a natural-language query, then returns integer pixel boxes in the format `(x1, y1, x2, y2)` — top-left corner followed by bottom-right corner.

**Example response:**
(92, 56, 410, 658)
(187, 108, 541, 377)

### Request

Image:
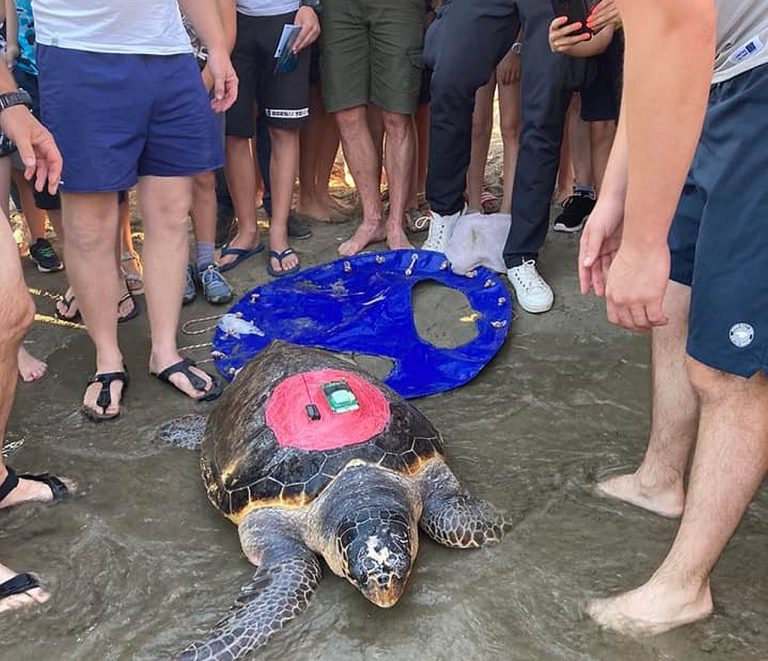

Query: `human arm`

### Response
(5, 0, 18, 68)
(496, 33, 522, 85)
(604, 0, 715, 331)
(201, 0, 237, 92)
(0, 66, 61, 193)
(179, 0, 238, 112)
(292, 6, 321, 54)
(578, 106, 628, 296)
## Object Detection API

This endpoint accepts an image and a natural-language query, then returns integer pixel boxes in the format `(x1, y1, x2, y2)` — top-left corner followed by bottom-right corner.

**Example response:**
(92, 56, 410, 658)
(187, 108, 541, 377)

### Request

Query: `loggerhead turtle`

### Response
(160, 342, 507, 660)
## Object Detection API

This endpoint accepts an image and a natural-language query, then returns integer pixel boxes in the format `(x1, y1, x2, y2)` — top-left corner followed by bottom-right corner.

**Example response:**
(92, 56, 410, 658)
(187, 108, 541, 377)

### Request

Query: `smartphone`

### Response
(550, 0, 592, 36)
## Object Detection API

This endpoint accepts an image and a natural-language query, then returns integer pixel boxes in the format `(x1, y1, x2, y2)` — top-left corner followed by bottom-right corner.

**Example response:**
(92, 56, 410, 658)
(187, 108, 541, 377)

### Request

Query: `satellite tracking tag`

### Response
(322, 381, 359, 413)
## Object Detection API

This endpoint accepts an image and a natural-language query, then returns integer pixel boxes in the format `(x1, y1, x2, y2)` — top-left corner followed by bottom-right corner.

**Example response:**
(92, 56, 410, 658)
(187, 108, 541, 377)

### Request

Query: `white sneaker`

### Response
(507, 260, 554, 313)
(421, 209, 463, 253)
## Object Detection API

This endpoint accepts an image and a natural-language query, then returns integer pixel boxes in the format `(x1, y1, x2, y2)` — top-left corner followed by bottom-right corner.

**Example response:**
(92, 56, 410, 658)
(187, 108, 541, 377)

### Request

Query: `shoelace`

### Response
(201, 266, 229, 290)
(413, 215, 431, 231)
(35, 243, 56, 260)
(514, 261, 548, 293)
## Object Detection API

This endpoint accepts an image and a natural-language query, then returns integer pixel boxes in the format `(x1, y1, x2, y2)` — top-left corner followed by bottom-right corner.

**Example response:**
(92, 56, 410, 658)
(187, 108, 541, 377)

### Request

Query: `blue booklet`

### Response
(274, 24, 302, 73)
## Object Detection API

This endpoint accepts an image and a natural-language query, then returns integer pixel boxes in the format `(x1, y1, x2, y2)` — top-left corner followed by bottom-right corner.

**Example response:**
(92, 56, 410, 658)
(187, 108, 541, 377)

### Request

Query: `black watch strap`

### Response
(300, 0, 323, 14)
(0, 89, 33, 112)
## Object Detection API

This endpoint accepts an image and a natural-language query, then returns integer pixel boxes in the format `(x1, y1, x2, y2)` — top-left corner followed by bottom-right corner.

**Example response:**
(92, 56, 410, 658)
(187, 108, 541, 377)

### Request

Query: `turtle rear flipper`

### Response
(177, 524, 321, 660)
(419, 462, 508, 549)
(156, 415, 207, 450)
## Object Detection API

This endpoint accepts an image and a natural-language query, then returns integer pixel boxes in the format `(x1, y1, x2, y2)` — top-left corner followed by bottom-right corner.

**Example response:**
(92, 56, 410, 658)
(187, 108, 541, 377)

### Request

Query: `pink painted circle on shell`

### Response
(265, 369, 390, 451)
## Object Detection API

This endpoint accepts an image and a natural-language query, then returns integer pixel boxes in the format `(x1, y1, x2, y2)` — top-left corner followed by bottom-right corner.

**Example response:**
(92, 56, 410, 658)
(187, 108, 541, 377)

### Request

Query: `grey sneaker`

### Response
(199, 264, 234, 305)
(183, 264, 197, 305)
(287, 213, 312, 240)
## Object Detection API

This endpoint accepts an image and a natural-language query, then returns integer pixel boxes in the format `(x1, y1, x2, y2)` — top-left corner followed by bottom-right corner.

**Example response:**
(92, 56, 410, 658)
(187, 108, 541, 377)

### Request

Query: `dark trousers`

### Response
(425, 0, 588, 267)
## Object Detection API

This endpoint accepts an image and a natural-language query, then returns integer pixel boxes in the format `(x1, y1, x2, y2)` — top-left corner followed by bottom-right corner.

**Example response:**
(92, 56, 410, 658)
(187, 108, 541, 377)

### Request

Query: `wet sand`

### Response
(3, 145, 767, 659)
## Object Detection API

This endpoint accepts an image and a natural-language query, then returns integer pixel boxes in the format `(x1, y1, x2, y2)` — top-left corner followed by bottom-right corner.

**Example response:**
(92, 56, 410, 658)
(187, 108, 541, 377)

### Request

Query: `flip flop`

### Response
(151, 358, 223, 402)
(81, 369, 129, 422)
(0, 573, 43, 610)
(118, 285, 140, 324)
(55, 293, 81, 323)
(218, 241, 265, 273)
(0, 466, 71, 505)
(267, 248, 301, 278)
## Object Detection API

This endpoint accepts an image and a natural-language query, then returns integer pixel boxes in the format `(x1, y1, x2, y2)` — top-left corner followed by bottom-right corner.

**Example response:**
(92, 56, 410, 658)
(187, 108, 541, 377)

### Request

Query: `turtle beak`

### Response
(362, 573, 408, 608)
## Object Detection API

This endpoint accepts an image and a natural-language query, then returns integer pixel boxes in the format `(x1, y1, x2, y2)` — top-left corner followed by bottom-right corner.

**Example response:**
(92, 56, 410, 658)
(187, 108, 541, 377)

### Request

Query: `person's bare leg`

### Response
(299, 87, 344, 221)
(336, 105, 386, 256)
(589, 361, 768, 635)
(62, 193, 125, 416)
(556, 100, 574, 205)
(367, 105, 385, 187)
(140, 176, 213, 398)
(497, 78, 521, 214)
(0, 219, 74, 507)
(381, 109, 415, 250)
(119, 199, 142, 286)
(415, 102, 430, 205)
(569, 95, 593, 192)
(11, 171, 48, 242)
(596, 281, 695, 518)
(221, 136, 261, 268)
(251, 139, 264, 211)
(267, 126, 300, 273)
(192, 171, 217, 245)
(590, 119, 617, 195)
(465, 75, 495, 213)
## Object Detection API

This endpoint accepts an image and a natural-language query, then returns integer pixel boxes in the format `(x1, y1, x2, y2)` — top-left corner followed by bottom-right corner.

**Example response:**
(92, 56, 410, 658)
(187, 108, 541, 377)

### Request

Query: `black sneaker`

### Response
(287, 213, 312, 240)
(553, 191, 596, 233)
(29, 238, 64, 273)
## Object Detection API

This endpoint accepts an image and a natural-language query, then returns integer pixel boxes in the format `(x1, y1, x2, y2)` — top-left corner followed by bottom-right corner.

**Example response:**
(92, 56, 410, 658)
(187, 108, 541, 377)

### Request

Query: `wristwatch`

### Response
(300, 0, 323, 14)
(511, 42, 523, 55)
(0, 89, 32, 112)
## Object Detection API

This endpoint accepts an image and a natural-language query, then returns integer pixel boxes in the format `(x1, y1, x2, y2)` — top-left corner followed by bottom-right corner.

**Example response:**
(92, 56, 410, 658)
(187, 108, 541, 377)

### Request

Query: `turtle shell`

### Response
(201, 342, 445, 523)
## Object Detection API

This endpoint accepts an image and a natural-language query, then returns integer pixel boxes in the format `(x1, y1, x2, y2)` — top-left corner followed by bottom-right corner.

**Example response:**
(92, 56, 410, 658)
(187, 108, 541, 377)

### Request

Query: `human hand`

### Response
(5, 45, 19, 70)
(293, 6, 320, 53)
(548, 17, 591, 54)
(206, 48, 238, 113)
(0, 105, 61, 194)
(578, 197, 623, 297)
(605, 241, 670, 332)
(587, 0, 621, 32)
(496, 49, 521, 86)
(201, 64, 215, 93)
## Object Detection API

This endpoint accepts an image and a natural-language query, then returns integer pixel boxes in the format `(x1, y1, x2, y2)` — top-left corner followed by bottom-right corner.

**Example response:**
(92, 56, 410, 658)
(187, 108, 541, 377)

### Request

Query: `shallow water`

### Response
(3, 213, 767, 660)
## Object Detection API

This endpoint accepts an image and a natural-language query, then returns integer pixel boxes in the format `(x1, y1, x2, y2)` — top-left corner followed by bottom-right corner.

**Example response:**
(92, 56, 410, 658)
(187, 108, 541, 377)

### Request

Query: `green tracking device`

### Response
(322, 381, 359, 413)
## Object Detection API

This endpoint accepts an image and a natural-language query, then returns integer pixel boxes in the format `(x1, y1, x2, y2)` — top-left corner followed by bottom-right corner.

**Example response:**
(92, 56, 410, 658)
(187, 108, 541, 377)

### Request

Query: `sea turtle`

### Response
(160, 342, 507, 660)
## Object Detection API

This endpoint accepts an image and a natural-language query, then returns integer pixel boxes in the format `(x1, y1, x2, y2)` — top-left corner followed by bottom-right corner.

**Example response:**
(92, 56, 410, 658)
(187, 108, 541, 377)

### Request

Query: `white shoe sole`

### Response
(552, 220, 585, 234)
(515, 297, 554, 314)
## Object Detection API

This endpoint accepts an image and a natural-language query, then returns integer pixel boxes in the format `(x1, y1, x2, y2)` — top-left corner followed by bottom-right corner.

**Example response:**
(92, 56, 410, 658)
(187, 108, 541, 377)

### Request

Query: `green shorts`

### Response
(320, 0, 426, 115)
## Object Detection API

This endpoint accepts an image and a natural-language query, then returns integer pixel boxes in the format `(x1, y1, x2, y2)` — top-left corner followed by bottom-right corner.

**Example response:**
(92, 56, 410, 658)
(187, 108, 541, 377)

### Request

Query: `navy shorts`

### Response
(669, 63, 768, 378)
(580, 35, 623, 122)
(37, 45, 224, 193)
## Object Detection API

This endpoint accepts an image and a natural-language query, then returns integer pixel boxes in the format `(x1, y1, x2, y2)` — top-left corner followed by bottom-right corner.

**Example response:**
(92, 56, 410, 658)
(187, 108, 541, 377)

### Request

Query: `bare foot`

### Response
(297, 199, 346, 224)
(18, 347, 47, 382)
(0, 564, 50, 614)
(587, 578, 714, 636)
(55, 287, 79, 321)
(0, 472, 77, 510)
(339, 222, 387, 257)
(595, 472, 685, 519)
(386, 225, 413, 251)
(149, 356, 215, 401)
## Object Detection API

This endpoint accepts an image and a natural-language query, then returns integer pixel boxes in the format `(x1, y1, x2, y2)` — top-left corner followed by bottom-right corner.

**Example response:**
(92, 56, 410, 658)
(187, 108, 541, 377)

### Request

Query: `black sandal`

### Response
(81, 369, 129, 422)
(151, 358, 223, 402)
(118, 279, 140, 324)
(55, 293, 81, 323)
(0, 466, 71, 506)
(0, 573, 42, 604)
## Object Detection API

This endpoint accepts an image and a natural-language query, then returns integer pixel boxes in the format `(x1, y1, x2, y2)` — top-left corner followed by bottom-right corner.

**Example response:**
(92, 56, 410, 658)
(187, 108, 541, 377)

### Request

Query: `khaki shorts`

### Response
(320, 0, 426, 115)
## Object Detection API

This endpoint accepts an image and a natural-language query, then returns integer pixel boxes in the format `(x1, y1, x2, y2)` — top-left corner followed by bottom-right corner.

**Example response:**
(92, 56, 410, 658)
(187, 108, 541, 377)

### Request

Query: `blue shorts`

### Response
(669, 63, 768, 378)
(37, 45, 224, 193)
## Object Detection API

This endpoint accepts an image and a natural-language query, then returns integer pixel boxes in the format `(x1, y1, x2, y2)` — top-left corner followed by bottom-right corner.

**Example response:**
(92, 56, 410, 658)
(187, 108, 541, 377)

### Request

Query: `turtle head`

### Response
(337, 508, 415, 608)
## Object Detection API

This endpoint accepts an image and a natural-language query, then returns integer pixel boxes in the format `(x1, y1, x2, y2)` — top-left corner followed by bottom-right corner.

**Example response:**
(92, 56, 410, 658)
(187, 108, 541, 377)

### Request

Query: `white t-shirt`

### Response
(713, 0, 768, 83)
(237, 0, 300, 18)
(32, 0, 192, 55)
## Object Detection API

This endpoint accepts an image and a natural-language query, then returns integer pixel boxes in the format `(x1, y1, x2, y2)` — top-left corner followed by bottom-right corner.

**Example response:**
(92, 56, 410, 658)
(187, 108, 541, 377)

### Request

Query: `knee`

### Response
(193, 171, 216, 194)
(686, 358, 740, 403)
(381, 112, 410, 142)
(5, 287, 35, 342)
(268, 126, 299, 147)
(335, 107, 368, 136)
(500, 116, 521, 145)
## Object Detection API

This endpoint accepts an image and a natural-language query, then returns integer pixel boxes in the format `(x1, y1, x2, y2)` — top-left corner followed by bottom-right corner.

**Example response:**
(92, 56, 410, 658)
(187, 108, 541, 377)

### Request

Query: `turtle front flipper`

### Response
(177, 520, 321, 661)
(156, 415, 207, 450)
(419, 461, 508, 549)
